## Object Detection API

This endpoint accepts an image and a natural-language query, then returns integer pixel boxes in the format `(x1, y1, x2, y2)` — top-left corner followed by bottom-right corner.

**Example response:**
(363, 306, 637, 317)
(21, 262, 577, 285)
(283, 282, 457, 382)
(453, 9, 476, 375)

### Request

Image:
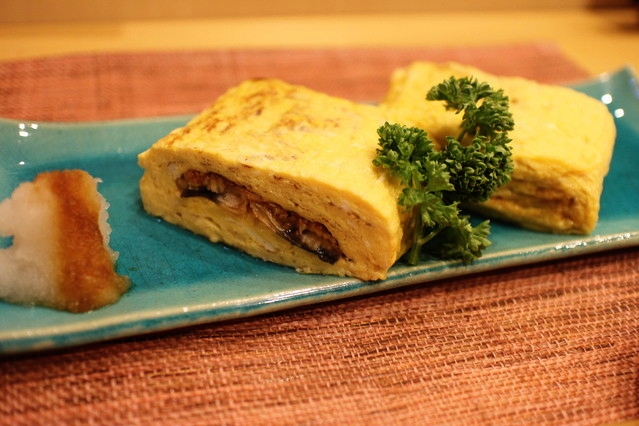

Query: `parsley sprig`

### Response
(374, 76, 514, 265)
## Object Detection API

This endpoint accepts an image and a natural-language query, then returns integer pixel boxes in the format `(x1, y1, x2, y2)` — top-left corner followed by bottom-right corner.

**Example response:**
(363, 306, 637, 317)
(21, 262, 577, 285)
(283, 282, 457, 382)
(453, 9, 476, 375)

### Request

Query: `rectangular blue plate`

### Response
(1, 67, 638, 354)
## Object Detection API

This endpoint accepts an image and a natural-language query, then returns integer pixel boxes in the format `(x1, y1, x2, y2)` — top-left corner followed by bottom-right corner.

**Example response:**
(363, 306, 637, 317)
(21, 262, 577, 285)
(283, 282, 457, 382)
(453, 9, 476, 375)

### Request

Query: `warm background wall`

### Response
(1, 0, 635, 23)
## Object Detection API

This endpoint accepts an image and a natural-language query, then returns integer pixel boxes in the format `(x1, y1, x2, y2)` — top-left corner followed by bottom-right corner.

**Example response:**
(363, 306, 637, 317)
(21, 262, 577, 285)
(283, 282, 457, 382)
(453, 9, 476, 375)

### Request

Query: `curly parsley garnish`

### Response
(374, 76, 514, 265)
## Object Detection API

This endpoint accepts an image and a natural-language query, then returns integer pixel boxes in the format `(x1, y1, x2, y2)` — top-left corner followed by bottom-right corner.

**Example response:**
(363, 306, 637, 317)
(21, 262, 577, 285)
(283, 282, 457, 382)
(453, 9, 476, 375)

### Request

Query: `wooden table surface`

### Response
(1, 8, 637, 75)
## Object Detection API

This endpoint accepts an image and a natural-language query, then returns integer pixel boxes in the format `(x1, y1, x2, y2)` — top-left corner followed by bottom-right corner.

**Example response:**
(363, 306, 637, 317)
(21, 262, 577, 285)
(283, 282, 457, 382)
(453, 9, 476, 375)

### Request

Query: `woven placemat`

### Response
(1, 44, 638, 424)
(0, 44, 588, 122)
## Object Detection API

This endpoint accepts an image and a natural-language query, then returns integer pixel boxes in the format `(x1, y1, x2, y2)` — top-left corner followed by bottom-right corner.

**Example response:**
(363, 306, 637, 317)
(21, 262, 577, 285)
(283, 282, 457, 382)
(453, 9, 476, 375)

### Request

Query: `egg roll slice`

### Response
(382, 61, 616, 234)
(138, 79, 412, 281)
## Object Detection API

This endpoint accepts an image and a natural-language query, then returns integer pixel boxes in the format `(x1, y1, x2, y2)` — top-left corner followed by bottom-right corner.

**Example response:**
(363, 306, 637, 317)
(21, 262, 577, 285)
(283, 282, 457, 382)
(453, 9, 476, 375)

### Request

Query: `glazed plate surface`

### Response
(1, 67, 638, 354)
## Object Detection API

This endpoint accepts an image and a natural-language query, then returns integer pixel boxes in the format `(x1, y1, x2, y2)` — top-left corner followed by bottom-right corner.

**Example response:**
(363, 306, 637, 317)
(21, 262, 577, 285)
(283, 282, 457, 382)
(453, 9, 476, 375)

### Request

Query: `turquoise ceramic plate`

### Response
(1, 67, 638, 354)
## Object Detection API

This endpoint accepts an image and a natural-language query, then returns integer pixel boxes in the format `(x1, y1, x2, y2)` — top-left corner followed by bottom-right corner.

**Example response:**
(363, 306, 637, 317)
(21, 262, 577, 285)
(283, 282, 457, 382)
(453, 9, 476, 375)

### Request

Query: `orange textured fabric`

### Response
(1, 44, 638, 424)
(0, 44, 587, 122)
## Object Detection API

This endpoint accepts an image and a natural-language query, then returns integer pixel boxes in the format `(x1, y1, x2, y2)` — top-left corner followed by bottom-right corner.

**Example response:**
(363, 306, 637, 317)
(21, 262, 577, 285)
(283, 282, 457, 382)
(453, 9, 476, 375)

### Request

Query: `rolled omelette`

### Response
(138, 78, 412, 281)
(381, 61, 616, 234)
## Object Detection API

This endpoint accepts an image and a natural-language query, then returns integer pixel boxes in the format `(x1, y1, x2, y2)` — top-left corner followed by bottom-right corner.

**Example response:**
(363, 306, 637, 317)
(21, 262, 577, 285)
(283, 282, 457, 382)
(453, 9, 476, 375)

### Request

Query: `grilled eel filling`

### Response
(176, 170, 343, 264)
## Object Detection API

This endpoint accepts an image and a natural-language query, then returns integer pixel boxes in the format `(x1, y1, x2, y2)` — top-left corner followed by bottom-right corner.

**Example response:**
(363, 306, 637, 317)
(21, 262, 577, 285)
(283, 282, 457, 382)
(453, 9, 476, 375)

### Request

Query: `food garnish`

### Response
(0, 170, 130, 312)
(374, 76, 514, 265)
